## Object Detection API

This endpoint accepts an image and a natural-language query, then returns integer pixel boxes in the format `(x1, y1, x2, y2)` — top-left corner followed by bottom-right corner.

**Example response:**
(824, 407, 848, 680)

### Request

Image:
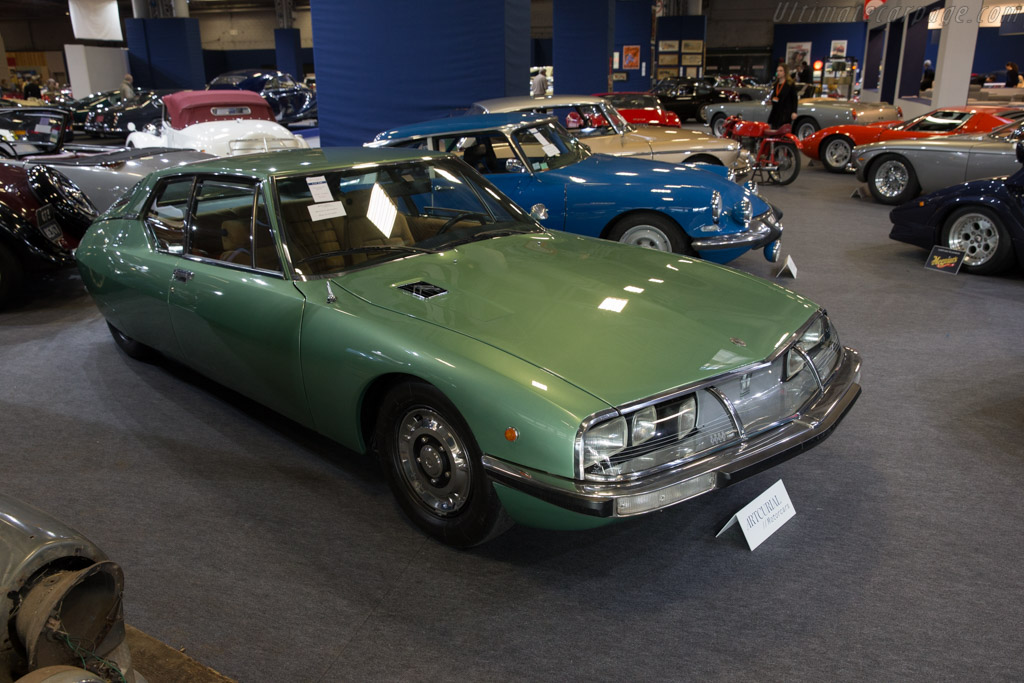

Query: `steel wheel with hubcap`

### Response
(607, 212, 691, 253)
(376, 382, 511, 547)
(795, 119, 819, 139)
(711, 114, 727, 137)
(867, 153, 920, 205)
(821, 135, 853, 173)
(941, 207, 1014, 275)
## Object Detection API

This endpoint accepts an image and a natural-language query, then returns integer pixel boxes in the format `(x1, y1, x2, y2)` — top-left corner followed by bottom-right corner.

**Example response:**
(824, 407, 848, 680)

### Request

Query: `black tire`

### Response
(768, 142, 801, 185)
(794, 118, 819, 139)
(866, 153, 920, 205)
(375, 381, 512, 547)
(686, 154, 722, 166)
(820, 135, 854, 173)
(711, 114, 727, 137)
(940, 207, 1014, 275)
(0, 243, 25, 310)
(107, 321, 157, 361)
(607, 212, 693, 254)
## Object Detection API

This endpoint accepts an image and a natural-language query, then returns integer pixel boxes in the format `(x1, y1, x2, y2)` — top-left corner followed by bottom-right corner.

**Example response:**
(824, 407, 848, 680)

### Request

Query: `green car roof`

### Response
(170, 146, 448, 179)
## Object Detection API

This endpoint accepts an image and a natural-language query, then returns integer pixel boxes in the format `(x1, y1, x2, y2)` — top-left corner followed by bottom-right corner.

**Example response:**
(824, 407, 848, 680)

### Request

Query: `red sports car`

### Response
(594, 92, 681, 127)
(803, 105, 1024, 172)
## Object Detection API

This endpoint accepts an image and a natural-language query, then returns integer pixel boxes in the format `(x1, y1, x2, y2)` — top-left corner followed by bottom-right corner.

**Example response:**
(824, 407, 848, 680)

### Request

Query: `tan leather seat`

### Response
(340, 189, 415, 264)
(220, 219, 252, 266)
(279, 201, 348, 272)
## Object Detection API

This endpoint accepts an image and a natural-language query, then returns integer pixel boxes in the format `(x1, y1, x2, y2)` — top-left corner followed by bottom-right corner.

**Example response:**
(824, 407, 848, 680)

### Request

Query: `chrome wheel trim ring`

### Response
(824, 139, 851, 167)
(397, 407, 472, 516)
(874, 159, 909, 198)
(948, 213, 1000, 266)
(619, 224, 672, 251)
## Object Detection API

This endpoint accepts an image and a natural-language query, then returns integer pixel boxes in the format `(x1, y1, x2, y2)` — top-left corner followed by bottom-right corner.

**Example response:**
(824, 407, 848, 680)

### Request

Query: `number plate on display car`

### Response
(36, 204, 63, 244)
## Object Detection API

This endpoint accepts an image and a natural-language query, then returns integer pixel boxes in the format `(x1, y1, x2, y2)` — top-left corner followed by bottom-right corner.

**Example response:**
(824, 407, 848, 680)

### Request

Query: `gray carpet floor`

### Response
(3, 159, 1024, 682)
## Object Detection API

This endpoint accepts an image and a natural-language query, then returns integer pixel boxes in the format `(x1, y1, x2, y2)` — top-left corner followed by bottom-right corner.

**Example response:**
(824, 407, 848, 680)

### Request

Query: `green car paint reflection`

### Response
(76, 148, 862, 547)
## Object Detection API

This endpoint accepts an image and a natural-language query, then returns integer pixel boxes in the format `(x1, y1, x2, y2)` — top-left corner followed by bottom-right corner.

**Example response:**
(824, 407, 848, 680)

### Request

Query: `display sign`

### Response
(717, 479, 796, 551)
(307, 201, 346, 221)
(925, 245, 966, 273)
(306, 176, 334, 203)
(623, 45, 640, 70)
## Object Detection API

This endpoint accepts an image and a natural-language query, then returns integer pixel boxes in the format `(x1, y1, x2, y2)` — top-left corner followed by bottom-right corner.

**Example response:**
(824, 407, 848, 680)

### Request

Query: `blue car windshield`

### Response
(275, 158, 540, 278)
(512, 121, 591, 172)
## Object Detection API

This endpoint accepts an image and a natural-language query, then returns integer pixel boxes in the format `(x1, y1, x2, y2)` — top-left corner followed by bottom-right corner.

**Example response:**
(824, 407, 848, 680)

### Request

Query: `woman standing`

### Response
(768, 64, 799, 129)
(1005, 62, 1021, 89)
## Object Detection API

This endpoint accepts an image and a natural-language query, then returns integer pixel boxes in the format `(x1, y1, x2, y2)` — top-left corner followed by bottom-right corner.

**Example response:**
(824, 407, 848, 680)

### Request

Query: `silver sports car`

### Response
(853, 120, 1024, 205)
(701, 97, 902, 139)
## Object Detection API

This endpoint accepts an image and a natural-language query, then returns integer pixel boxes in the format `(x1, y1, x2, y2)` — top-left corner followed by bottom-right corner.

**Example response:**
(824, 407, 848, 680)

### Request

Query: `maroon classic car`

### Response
(594, 92, 682, 128)
(0, 108, 98, 307)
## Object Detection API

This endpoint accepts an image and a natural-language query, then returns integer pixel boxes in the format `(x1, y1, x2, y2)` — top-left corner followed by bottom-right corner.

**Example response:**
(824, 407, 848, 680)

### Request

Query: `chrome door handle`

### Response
(172, 268, 193, 282)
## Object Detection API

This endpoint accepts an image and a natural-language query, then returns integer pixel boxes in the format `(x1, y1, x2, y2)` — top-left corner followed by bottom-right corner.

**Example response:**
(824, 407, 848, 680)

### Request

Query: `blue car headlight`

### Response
(711, 190, 723, 224)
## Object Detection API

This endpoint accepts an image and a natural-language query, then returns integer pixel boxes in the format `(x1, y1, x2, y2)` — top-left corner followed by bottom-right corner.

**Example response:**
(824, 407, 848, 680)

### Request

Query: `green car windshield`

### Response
(276, 158, 541, 278)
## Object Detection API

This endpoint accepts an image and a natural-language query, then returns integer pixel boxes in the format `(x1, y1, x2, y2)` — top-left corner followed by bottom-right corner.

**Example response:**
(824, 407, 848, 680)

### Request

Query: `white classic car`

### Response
(125, 90, 307, 156)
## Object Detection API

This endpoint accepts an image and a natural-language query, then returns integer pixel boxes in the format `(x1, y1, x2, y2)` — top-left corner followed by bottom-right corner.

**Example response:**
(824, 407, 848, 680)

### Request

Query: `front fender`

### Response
(125, 131, 165, 149)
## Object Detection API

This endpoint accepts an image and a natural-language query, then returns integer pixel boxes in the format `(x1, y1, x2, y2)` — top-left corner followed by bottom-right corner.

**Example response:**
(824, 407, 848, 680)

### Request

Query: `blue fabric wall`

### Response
(972, 27, 1024, 74)
(125, 18, 206, 90)
(532, 39, 553, 67)
(899, 12, 929, 97)
(311, 0, 530, 147)
(612, 0, 653, 92)
(275, 29, 302, 84)
(864, 26, 885, 89)
(553, 0, 614, 94)
(772, 22, 866, 67)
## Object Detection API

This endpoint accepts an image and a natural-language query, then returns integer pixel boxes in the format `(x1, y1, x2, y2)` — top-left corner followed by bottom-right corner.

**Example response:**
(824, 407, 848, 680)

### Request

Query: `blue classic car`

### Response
(207, 69, 317, 125)
(888, 142, 1024, 275)
(369, 113, 782, 264)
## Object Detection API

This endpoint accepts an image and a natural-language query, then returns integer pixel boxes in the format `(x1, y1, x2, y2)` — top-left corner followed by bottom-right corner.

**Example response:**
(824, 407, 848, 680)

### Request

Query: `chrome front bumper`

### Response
(483, 347, 862, 519)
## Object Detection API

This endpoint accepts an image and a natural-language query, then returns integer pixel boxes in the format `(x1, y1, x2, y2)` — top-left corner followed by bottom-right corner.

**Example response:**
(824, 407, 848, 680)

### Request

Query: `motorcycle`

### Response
(721, 116, 802, 185)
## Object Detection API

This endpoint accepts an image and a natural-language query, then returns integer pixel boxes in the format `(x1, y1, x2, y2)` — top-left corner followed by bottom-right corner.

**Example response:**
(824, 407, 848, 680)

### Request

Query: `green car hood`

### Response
(336, 232, 818, 407)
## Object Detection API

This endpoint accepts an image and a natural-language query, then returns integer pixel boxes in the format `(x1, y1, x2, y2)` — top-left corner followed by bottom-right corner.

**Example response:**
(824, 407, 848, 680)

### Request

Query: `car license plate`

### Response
(96, 114, 104, 123)
(36, 205, 63, 244)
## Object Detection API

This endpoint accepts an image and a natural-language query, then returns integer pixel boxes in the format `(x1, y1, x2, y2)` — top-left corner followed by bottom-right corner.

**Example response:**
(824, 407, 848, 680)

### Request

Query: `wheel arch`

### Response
(794, 115, 819, 135)
(685, 154, 723, 165)
(358, 371, 428, 455)
(599, 208, 686, 241)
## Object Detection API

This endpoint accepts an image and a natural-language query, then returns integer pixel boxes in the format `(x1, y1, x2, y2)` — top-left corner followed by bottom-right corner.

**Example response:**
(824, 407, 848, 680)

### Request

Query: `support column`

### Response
(932, 0, 981, 106)
(310, 0, 530, 146)
(275, 29, 303, 80)
(553, 0, 614, 94)
(125, 18, 205, 89)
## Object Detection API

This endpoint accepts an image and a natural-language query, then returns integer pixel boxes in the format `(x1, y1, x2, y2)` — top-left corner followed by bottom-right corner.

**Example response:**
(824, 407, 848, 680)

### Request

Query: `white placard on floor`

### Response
(716, 479, 796, 551)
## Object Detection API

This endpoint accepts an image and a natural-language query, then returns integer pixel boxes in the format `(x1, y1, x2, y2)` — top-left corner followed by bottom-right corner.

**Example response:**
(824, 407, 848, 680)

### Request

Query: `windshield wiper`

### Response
(297, 245, 435, 266)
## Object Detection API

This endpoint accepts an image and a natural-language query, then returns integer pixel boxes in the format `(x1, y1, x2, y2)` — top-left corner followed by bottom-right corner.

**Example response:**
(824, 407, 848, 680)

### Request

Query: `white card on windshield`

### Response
(306, 175, 334, 203)
(307, 201, 346, 221)
(541, 143, 560, 156)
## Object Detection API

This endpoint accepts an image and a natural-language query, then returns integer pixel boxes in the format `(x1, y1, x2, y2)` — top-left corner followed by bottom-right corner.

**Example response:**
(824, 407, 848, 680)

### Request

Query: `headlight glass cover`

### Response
(575, 313, 844, 482)
(711, 190, 722, 223)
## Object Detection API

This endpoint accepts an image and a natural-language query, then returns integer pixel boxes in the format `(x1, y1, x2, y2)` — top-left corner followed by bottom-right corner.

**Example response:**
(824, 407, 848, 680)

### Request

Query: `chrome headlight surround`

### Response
(574, 311, 843, 483)
(711, 190, 722, 224)
(734, 197, 752, 226)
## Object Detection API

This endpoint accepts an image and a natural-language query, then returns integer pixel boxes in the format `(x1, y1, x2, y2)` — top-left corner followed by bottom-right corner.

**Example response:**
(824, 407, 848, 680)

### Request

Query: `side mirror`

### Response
(126, 122, 136, 132)
(530, 203, 548, 221)
(506, 158, 525, 173)
(1016, 141, 1024, 165)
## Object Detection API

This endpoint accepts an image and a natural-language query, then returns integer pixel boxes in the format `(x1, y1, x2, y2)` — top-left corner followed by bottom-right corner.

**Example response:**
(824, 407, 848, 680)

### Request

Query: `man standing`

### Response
(120, 73, 137, 103)
(531, 68, 548, 97)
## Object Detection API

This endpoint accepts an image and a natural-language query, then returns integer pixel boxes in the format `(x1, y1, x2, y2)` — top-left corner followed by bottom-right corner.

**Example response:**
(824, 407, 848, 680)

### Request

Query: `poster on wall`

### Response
(658, 40, 679, 52)
(658, 53, 679, 66)
(680, 54, 702, 66)
(685, 67, 700, 78)
(785, 42, 812, 71)
(656, 67, 676, 80)
(830, 40, 848, 59)
(623, 45, 641, 70)
(681, 40, 703, 53)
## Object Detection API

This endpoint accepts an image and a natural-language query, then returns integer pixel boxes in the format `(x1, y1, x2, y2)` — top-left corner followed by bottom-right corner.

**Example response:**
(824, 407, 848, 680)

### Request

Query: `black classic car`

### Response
(83, 89, 177, 137)
(207, 69, 317, 124)
(653, 78, 740, 122)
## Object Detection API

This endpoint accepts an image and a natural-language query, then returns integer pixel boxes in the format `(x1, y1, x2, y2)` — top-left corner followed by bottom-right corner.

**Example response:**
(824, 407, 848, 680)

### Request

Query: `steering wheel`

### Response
(437, 211, 490, 234)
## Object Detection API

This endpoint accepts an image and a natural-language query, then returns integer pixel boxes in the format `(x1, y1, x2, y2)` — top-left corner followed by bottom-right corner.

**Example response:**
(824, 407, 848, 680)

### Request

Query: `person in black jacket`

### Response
(768, 64, 799, 129)
(22, 77, 41, 99)
(920, 60, 934, 91)
(1006, 63, 1020, 88)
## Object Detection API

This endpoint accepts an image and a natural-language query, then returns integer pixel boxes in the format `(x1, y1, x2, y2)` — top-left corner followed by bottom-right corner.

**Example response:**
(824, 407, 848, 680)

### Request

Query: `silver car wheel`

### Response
(397, 407, 472, 515)
(618, 224, 673, 251)
(874, 159, 909, 198)
(796, 120, 818, 139)
(947, 212, 1001, 266)
(712, 116, 726, 137)
(823, 138, 852, 167)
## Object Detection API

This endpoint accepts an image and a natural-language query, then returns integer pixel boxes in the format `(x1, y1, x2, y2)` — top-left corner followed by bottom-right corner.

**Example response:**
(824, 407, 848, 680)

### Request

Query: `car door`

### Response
(166, 176, 311, 425)
(965, 137, 1023, 182)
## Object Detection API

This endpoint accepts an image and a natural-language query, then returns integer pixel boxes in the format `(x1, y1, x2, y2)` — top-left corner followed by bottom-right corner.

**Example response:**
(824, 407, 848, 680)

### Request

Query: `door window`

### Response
(189, 179, 259, 266)
(436, 132, 517, 174)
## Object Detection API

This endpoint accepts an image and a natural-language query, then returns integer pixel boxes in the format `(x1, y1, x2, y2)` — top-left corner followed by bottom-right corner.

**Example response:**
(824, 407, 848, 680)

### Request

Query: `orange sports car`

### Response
(802, 105, 1024, 172)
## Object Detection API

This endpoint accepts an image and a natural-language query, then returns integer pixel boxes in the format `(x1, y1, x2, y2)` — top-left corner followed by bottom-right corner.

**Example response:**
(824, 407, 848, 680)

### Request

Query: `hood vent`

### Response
(398, 281, 448, 300)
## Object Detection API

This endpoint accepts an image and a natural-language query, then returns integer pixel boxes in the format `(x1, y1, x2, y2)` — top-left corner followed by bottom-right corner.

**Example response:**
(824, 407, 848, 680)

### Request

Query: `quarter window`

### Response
(144, 177, 193, 253)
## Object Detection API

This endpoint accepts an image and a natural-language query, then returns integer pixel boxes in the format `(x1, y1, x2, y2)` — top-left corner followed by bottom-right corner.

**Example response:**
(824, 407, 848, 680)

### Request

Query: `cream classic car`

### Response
(125, 90, 307, 157)
(468, 95, 753, 179)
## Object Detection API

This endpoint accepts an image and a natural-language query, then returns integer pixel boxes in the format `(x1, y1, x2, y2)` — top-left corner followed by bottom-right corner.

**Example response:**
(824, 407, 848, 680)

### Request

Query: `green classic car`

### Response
(76, 148, 862, 547)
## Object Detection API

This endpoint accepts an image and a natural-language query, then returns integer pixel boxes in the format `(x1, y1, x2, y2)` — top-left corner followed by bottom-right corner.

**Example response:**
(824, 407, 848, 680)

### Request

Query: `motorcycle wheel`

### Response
(767, 142, 800, 185)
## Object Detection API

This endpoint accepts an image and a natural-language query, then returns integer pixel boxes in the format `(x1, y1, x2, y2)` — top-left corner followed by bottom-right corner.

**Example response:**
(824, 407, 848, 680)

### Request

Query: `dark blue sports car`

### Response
(207, 69, 317, 125)
(889, 142, 1024, 275)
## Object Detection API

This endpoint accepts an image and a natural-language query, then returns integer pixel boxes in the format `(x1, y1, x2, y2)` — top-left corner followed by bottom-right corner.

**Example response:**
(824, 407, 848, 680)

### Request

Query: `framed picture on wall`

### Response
(623, 45, 641, 70)
(680, 54, 702, 66)
(830, 40, 848, 59)
(685, 67, 700, 78)
(658, 53, 679, 66)
(658, 40, 679, 52)
(681, 40, 703, 53)
(656, 67, 676, 80)
(785, 41, 812, 71)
